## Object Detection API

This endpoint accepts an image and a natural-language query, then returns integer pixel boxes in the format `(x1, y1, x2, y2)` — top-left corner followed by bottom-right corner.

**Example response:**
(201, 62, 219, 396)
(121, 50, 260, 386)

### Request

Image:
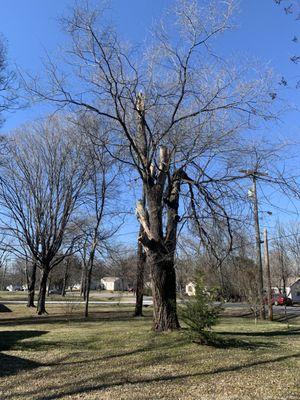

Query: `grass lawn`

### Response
(0, 304, 299, 400)
(0, 290, 130, 302)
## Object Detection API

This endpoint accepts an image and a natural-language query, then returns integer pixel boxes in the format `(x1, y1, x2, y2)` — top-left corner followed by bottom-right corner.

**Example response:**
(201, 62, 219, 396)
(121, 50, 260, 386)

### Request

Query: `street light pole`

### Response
(240, 169, 267, 320)
(252, 175, 266, 320)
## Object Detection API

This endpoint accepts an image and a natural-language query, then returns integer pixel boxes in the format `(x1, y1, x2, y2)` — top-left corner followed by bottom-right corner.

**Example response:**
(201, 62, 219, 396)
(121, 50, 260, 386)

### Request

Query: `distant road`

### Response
(1, 298, 153, 305)
(1, 299, 300, 316)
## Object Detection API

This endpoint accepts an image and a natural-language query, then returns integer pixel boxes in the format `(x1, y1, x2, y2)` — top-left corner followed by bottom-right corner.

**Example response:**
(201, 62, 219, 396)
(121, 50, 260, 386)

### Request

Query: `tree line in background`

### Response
(0, 0, 300, 331)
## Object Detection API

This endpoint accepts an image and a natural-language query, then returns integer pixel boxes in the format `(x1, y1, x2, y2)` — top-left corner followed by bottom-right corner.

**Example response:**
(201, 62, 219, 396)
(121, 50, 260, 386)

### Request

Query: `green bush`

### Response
(182, 273, 222, 343)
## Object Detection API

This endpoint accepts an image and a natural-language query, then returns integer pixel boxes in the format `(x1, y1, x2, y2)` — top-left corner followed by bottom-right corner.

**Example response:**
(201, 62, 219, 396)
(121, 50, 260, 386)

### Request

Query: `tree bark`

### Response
(148, 248, 180, 331)
(37, 268, 49, 315)
(80, 261, 86, 298)
(134, 235, 146, 317)
(85, 246, 96, 318)
(136, 166, 183, 331)
(61, 261, 69, 297)
(47, 272, 51, 297)
(84, 266, 92, 318)
(27, 263, 37, 307)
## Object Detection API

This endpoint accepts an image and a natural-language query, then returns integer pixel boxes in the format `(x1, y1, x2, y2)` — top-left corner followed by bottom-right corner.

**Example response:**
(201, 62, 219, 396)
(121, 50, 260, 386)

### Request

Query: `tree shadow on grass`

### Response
(26, 352, 300, 400)
(0, 304, 12, 313)
(216, 328, 300, 338)
(0, 353, 41, 378)
(182, 330, 276, 350)
(0, 330, 48, 351)
(275, 313, 300, 323)
(0, 330, 47, 378)
(46, 336, 189, 367)
(0, 310, 151, 327)
(198, 335, 275, 349)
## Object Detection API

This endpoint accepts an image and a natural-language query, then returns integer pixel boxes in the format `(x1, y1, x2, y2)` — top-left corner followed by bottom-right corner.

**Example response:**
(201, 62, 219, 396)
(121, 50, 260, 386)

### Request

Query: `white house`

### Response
(6, 284, 23, 292)
(100, 277, 125, 291)
(287, 278, 300, 304)
(185, 281, 196, 296)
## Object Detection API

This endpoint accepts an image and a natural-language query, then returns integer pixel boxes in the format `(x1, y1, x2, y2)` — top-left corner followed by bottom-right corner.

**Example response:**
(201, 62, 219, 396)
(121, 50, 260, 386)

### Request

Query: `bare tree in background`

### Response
(0, 36, 17, 127)
(25, 0, 277, 330)
(0, 117, 87, 314)
(75, 119, 121, 318)
(271, 223, 292, 293)
(282, 222, 300, 277)
(0, 238, 9, 291)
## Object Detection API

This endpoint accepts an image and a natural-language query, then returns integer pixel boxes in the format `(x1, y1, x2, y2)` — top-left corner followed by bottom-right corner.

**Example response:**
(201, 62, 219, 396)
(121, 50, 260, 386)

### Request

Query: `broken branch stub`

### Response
(136, 200, 152, 241)
(159, 146, 169, 172)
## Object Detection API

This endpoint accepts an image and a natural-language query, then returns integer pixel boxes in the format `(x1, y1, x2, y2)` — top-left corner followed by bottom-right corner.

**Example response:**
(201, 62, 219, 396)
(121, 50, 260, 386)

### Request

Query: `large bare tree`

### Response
(0, 116, 88, 314)
(25, 0, 277, 330)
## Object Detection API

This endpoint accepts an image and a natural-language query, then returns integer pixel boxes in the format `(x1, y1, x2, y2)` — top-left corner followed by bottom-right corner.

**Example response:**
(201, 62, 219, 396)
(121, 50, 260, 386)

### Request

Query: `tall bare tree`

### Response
(76, 120, 121, 318)
(0, 116, 87, 314)
(25, 0, 277, 330)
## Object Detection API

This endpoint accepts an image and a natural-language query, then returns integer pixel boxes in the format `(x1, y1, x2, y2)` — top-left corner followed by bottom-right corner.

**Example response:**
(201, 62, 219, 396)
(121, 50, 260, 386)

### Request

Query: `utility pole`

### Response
(264, 228, 273, 321)
(240, 169, 267, 320)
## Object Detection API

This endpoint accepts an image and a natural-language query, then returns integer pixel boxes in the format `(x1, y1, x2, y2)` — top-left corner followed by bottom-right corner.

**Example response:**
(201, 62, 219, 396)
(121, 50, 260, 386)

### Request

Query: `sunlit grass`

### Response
(0, 290, 131, 302)
(0, 304, 299, 400)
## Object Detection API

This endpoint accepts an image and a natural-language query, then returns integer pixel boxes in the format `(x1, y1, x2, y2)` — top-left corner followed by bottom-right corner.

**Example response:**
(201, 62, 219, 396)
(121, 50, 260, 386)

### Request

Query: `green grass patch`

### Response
(0, 304, 299, 399)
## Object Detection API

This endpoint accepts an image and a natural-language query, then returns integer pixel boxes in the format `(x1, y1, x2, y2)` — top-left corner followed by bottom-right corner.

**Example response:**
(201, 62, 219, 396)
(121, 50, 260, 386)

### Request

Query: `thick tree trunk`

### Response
(37, 268, 49, 315)
(136, 162, 184, 331)
(148, 248, 179, 331)
(27, 263, 37, 307)
(134, 237, 146, 317)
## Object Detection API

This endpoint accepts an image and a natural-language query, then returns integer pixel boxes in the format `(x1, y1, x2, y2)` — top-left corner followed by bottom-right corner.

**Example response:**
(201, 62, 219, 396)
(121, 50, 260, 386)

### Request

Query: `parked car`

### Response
(6, 285, 23, 292)
(265, 293, 293, 306)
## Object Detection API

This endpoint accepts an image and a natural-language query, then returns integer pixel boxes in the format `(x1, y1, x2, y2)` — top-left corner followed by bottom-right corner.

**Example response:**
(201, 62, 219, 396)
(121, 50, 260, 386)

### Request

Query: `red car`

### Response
(266, 293, 293, 306)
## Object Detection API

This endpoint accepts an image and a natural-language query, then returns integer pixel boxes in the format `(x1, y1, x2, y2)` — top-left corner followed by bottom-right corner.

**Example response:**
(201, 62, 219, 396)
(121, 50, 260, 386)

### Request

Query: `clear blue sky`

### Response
(1, 0, 300, 132)
(1, 0, 300, 242)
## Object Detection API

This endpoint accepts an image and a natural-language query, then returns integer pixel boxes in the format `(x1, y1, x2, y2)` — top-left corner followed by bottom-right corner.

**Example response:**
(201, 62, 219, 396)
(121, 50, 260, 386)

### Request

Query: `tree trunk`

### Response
(47, 272, 51, 296)
(136, 166, 183, 331)
(80, 261, 86, 298)
(83, 263, 88, 301)
(85, 247, 96, 318)
(27, 263, 37, 307)
(134, 96, 181, 330)
(61, 261, 69, 297)
(84, 267, 92, 318)
(37, 268, 49, 315)
(134, 236, 146, 317)
(148, 247, 180, 331)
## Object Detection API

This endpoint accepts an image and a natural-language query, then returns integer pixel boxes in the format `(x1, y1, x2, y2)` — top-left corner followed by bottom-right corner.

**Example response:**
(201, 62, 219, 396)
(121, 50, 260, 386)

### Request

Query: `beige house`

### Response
(101, 277, 125, 291)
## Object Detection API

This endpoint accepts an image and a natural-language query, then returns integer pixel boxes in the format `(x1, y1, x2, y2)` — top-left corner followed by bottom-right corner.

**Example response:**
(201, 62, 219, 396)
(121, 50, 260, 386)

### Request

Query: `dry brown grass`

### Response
(0, 304, 299, 400)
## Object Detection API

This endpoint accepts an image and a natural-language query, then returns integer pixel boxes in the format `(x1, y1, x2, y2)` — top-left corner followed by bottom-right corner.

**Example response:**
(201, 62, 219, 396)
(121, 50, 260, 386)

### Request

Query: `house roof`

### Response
(101, 277, 121, 282)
